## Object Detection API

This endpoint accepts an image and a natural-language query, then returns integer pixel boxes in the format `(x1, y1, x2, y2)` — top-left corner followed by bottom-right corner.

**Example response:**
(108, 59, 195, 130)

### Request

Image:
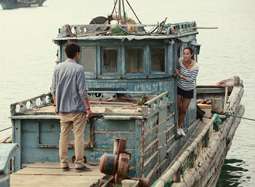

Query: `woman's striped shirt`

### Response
(177, 58, 199, 91)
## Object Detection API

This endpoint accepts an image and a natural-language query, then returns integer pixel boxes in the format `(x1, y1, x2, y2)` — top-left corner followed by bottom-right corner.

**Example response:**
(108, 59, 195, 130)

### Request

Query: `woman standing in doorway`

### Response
(176, 47, 199, 136)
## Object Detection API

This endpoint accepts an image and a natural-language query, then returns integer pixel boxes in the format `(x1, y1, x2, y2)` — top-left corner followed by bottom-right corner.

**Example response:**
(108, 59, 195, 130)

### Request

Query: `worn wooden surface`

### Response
(156, 85, 244, 187)
(10, 163, 104, 187)
(21, 103, 144, 116)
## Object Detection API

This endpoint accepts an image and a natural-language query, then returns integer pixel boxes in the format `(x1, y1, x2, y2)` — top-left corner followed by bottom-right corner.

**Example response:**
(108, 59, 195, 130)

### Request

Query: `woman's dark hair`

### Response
(65, 43, 81, 59)
(183, 47, 193, 55)
(183, 47, 194, 59)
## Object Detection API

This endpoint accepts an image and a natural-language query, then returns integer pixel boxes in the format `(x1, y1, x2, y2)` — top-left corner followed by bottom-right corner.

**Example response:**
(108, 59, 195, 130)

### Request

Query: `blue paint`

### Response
(10, 29, 200, 182)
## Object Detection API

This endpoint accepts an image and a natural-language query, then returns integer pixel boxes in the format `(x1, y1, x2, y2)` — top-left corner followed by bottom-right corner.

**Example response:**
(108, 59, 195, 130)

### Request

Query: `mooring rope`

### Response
(225, 113, 255, 122)
(0, 126, 12, 133)
(203, 112, 255, 122)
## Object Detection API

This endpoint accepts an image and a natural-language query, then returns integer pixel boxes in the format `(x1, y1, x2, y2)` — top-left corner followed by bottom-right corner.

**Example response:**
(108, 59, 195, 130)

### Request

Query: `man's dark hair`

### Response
(65, 43, 81, 59)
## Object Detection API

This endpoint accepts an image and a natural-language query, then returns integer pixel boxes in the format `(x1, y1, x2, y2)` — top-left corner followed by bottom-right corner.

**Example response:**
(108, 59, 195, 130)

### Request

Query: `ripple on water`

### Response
(217, 159, 250, 187)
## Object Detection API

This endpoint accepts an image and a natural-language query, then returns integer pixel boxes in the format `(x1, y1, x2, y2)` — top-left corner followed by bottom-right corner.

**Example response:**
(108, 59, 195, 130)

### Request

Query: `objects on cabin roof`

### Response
(57, 0, 197, 38)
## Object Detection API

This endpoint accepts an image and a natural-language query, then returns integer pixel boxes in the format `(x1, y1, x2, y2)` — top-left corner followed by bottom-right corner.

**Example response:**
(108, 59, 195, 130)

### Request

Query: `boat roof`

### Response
(54, 32, 198, 41)
(53, 22, 198, 43)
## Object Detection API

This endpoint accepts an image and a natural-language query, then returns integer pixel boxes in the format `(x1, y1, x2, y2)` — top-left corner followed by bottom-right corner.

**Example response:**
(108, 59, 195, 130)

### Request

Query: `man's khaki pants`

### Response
(59, 113, 87, 164)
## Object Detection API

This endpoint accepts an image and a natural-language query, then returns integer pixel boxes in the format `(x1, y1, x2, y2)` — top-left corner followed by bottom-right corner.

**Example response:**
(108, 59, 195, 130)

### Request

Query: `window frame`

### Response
(150, 46, 167, 74)
(125, 47, 145, 74)
(99, 46, 122, 78)
(124, 44, 147, 79)
(80, 45, 97, 79)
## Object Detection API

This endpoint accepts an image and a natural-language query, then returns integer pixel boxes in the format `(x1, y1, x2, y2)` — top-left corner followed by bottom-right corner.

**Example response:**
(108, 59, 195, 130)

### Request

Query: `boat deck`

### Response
(21, 103, 143, 116)
(10, 163, 104, 187)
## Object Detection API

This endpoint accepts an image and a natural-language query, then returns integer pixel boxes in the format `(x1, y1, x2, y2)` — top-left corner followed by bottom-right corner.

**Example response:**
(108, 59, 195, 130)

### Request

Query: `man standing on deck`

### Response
(51, 43, 91, 171)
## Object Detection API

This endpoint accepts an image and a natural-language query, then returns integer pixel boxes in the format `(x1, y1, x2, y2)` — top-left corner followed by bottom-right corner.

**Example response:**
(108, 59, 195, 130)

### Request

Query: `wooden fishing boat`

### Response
(0, 0, 46, 9)
(0, 1, 244, 187)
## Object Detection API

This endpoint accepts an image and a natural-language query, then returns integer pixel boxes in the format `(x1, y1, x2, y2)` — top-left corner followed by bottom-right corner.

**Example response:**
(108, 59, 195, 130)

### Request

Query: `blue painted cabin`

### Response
(8, 22, 201, 184)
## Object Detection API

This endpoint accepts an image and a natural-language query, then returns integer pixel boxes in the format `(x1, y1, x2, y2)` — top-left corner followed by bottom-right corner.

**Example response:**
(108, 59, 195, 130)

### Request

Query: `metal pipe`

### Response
(122, 0, 127, 22)
(118, 0, 122, 23)
(111, 0, 118, 16)
(125, 0, 142, 24)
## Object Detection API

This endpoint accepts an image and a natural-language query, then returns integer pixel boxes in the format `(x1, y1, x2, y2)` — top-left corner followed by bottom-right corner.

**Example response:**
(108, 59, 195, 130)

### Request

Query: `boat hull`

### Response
(0, 0, 46, 9)
(152, 85, 244, 187)
(0, 84, 244, 187)
(187, 106, 244, 187)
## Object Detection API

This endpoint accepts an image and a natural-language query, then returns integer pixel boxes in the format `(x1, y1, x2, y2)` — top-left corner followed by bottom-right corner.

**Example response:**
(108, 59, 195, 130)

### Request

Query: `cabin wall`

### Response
(59, 40, 172, 79)
(10, 37, 199, 177)
(58, 40, 197, 127)
(12, 118, 141, 176)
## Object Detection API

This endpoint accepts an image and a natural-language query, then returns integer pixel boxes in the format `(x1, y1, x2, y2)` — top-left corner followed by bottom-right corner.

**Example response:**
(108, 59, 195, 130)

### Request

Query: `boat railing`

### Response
(0, 127, 12, 144)
(10, 93, 53, 116)
(142, 91, 172, 116)
(10, 91, 172, 117)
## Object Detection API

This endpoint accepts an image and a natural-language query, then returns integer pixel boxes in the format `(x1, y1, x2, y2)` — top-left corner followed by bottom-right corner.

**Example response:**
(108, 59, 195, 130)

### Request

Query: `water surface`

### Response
(0, 0, 254, 186)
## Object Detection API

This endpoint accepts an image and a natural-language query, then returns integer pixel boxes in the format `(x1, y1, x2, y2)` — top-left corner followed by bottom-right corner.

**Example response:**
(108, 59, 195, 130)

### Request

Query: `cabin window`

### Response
(151, 48, 165, 72)
(126, 48, 144, 73)
(102, 48, 118, 73)
(80, 47, 96, 73)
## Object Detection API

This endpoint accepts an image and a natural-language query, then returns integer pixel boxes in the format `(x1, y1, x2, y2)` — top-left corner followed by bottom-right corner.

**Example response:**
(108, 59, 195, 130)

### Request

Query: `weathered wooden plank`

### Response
(157, 101, 244, 187)
(11, 175, 101, 187)
(143, 139, 159, 163)
(17, 163, 103, 177)
(144, 127, 158, 149)
(143, 151, 159, 177)
(11, 163, 103, 187)
(11, 115, 59, 120)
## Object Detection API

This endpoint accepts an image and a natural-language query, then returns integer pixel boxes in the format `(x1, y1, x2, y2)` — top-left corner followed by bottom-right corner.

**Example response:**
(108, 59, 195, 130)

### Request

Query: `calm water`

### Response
(0, 0, 254, 186)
